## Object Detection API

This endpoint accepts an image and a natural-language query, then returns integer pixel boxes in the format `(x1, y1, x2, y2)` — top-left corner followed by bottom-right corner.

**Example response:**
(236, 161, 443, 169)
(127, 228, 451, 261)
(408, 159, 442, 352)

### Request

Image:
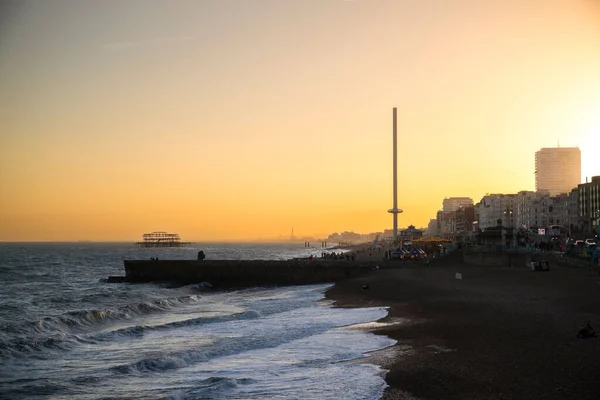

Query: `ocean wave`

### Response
(93, 309, 261, 341)
(0, 381, 71, 398)
(28, 294, 203, 333)
(0, 332, 85, 358)
(0, 304, 259, 360)
(1, 307, 260, 361)
(109, 321, 325, 375)
(110, 350, 209, 374)
(0, 294, 208, 358)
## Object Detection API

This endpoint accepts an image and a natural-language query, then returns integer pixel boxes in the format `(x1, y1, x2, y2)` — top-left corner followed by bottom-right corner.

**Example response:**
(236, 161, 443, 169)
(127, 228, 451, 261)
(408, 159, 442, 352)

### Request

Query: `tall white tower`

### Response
(387, 108, 403, 239)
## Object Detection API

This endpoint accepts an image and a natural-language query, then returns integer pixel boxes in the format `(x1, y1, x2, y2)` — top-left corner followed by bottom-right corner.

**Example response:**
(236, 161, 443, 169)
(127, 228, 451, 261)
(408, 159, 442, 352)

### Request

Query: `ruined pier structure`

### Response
(135, 231, 192, 248)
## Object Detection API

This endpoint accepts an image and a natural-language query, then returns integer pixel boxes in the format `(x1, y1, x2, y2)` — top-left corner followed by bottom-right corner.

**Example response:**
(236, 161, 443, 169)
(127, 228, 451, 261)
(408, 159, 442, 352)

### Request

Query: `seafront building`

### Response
(515, 190, 552, 229)
(472, 188, 583, 236)
(442, 197, 474, 213)
(535, 147, 581, 196)
(434, 198, 475, 239)
(552, 189, 580, 233)
(578, 176, 600, 234)
(426, 149, 593, 239)
(399, 225, 424, 242)
(475, 194, 516, 230)
(459, 148, 582, 235)
(476, 190, 581, 233)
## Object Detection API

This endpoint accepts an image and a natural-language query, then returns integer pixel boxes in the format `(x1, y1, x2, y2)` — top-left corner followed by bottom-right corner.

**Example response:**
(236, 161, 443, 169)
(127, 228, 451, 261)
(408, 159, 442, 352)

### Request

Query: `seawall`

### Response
(109, 259, 378, 287)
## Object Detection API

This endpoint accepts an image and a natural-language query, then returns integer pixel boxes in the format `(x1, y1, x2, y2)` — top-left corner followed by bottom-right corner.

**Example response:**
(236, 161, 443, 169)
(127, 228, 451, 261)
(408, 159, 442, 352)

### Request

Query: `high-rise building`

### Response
(535, 147, 581, 196)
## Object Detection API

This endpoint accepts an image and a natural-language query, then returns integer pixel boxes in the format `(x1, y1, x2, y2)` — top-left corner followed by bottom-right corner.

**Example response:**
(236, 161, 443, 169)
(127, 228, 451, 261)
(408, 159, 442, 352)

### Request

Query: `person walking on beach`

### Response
(197, 250, 206, 261)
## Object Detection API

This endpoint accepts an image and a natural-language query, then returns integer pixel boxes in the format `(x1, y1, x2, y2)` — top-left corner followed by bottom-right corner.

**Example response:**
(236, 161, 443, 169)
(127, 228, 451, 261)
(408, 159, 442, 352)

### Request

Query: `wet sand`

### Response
(326, 252, 600, 399)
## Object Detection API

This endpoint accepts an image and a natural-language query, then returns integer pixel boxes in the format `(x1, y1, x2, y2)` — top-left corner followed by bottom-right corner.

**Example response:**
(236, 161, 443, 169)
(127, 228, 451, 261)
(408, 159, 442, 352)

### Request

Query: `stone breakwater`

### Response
(109, 259, 378, 287)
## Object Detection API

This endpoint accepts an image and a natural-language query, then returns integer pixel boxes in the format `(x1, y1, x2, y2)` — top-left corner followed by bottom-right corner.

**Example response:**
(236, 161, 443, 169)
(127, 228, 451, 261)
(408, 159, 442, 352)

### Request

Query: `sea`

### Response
(0, 242, 395, 400)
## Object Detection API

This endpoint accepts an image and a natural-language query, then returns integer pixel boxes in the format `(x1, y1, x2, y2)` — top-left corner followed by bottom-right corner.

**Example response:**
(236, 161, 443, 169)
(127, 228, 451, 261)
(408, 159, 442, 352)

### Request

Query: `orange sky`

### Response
(1, 0, 599, 242)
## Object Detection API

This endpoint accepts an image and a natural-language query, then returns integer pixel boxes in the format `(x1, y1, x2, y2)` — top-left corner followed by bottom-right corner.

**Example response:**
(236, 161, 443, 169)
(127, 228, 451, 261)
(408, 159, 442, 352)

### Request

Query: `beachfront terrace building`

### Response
(437, 205, 475, 239)
(514, 190, 576, 231)
(515, 190, 553, 229)
(578, 176, 600, 235)
(552, 189, 580, 234)
(435, 197, 475, 239)
(476, 194, 517, 230)
(478, 189, 580, 234)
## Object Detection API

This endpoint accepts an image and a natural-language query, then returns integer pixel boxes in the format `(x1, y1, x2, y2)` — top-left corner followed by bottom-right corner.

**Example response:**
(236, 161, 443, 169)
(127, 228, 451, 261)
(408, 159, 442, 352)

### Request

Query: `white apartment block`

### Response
(515, 190, 554, 228)
(512, 189, 578, 230)
(476, 194, 516, 230)
(516, 192, 554, 228)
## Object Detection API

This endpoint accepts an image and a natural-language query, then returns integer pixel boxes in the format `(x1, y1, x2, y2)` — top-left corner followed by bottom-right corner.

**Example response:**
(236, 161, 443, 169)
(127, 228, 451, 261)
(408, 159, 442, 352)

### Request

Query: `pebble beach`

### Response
(326, 250, 600, 399)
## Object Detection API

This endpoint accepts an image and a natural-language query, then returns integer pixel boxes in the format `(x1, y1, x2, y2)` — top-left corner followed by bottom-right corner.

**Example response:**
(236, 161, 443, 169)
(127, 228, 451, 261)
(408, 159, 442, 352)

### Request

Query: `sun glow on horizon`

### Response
(1, 0, 599, 241)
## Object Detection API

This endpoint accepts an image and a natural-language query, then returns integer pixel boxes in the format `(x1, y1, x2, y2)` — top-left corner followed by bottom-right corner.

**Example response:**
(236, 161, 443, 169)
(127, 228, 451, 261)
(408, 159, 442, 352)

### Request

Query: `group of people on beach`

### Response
(321, 252, 355, 261)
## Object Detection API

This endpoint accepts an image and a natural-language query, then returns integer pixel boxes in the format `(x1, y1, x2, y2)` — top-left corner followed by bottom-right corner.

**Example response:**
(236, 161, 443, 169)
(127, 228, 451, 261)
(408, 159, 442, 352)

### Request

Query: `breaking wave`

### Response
(0, 294, 206, 359)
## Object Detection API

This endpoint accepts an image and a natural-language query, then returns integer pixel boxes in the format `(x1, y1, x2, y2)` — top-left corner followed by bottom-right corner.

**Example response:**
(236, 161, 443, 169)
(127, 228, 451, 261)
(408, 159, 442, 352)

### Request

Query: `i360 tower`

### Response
(387, 108, 403, 239)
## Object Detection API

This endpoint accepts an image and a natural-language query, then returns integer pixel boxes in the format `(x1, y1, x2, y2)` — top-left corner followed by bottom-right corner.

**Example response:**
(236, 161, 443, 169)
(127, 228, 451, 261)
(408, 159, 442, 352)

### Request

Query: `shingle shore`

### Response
(326, 252, 600, 400)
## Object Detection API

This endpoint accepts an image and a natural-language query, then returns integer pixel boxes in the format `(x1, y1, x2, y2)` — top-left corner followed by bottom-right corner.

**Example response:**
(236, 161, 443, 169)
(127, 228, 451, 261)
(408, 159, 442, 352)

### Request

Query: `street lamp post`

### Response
(503, 208, 513, 229)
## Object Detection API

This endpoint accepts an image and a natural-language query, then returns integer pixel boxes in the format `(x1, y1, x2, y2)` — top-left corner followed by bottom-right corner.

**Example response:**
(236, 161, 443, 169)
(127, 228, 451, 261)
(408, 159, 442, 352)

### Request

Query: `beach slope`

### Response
(326, 255, 600, 399)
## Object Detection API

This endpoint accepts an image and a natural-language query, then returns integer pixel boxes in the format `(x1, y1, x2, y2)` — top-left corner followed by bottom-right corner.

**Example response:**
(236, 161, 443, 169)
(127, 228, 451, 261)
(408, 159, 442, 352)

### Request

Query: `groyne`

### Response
(109, 259, 378, 287)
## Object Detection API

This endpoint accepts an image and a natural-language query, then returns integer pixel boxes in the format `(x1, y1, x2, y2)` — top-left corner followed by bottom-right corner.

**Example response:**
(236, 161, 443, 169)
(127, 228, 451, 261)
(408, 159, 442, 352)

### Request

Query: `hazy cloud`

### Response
(101, 36, 194, 50)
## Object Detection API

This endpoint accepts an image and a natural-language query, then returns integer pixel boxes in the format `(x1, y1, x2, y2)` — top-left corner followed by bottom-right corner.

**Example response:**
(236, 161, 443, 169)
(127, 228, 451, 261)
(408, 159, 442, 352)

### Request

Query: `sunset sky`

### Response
(1, 0, 599, 242)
